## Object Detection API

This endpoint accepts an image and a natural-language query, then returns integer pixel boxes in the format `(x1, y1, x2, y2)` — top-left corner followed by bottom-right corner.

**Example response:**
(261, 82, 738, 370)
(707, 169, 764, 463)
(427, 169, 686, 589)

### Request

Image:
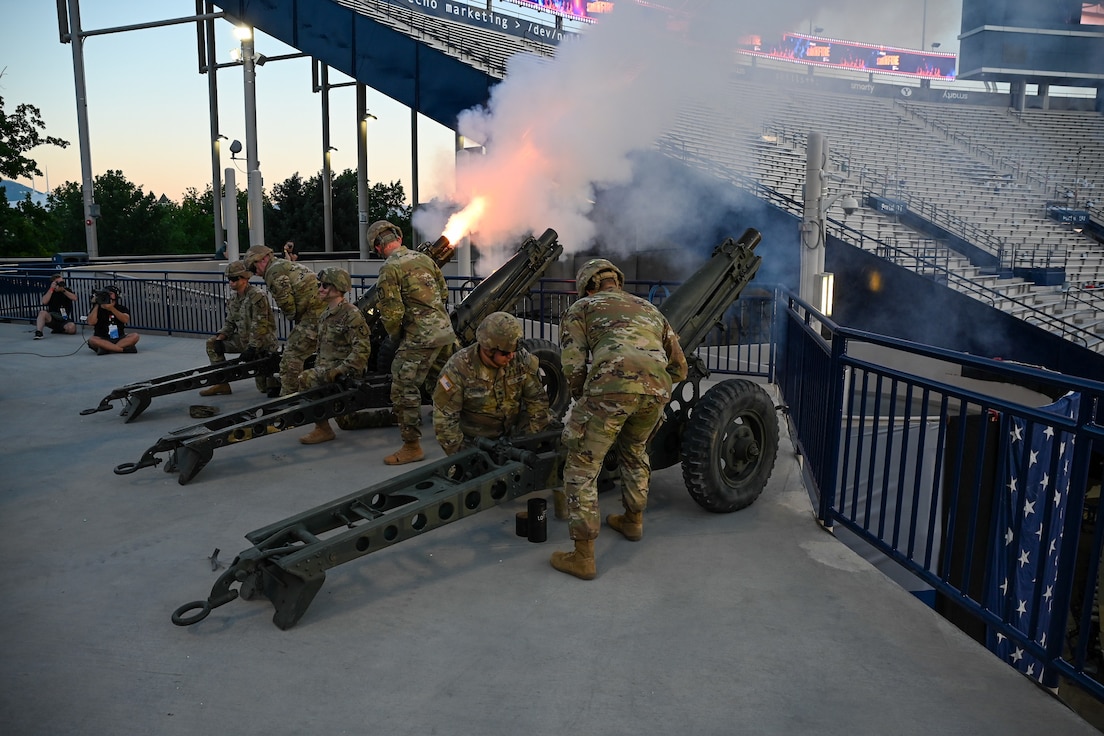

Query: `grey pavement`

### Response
(0, 320, 1097, 735)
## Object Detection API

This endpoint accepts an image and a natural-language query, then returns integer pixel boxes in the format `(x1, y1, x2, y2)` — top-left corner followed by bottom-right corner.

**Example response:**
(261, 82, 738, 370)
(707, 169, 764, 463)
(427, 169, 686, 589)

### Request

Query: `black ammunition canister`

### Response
(527, 498, 547, 543)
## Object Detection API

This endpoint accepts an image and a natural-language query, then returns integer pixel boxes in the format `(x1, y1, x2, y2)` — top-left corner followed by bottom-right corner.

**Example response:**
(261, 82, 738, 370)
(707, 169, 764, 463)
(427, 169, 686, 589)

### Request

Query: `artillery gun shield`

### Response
(680, 379, 779, 513)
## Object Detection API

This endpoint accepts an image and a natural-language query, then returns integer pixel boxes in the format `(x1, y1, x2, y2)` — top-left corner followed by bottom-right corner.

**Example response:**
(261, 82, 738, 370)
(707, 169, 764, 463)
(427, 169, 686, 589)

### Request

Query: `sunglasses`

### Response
(491, 348, 517, 359)
(320, 282, 334, 290)
(228, 275, 245, 282)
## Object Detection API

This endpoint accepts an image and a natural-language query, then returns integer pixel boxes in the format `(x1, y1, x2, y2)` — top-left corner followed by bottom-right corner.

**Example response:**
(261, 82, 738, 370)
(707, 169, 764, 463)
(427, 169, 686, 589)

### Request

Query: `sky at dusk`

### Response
(1, 0, 458, 204)
(1, 0, 965, 205)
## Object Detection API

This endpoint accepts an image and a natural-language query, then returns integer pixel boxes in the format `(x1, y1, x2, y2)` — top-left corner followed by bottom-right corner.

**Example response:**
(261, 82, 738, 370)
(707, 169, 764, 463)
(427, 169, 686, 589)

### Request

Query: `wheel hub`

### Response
(726, 424, 760, 474)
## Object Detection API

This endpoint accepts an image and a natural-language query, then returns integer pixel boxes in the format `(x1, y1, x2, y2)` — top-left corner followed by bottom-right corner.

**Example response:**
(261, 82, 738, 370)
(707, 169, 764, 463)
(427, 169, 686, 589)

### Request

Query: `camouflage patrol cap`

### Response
(476, 312, 523, 353)
(225, 260, 249, 279)
(367, 220, 402, 253)
(575, 258, 624, 295)
(243, 244, 273, 268)
(318, 267, 351, 293)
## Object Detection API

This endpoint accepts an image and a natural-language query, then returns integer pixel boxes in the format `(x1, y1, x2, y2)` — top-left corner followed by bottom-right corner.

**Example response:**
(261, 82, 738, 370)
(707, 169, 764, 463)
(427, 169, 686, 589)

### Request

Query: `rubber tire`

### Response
(519, 338, 569, 420)
(681, 379, 779, 513)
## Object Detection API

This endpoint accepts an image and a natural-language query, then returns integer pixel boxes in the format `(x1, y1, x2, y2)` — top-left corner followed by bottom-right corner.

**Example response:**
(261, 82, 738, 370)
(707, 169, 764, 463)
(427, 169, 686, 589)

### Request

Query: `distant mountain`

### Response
(0, 180, 49, 207)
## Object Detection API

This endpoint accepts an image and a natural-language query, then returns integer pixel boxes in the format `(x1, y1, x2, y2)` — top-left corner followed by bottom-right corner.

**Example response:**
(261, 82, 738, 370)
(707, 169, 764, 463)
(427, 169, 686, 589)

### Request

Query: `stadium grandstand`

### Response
(260, 0, 1104, 351)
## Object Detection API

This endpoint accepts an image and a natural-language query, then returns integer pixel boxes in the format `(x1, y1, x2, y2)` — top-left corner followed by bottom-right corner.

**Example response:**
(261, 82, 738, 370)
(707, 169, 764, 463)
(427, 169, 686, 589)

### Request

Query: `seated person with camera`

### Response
(87, 286, 140, 355)
(35, 274, 77, 339)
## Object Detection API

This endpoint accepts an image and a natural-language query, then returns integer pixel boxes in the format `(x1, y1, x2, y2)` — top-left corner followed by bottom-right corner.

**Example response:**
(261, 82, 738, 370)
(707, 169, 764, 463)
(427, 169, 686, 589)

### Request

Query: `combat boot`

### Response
(607, 510, 643, 541)
(299, 420, 336, 445)
(385, 440, 424, 465)
(550, 539, 596, 580)
(199, 383, 232, 396)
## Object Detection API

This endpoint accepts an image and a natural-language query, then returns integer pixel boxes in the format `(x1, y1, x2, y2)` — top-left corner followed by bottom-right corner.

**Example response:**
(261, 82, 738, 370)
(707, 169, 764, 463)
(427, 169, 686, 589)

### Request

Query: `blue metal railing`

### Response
(0, 268, 775, 378)
(779, 287, 1104, 702)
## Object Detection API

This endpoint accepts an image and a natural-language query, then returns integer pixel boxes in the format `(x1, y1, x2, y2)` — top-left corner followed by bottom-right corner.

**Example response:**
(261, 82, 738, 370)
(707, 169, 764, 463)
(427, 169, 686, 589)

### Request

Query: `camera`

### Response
(840, 195, 859, 217)
(92, 289, 112, 305)
(54, 280, 66, 290)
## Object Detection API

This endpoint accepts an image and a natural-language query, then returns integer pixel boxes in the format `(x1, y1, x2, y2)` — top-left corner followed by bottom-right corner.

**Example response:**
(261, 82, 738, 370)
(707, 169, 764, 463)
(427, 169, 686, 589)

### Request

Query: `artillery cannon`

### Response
(81, 236, 456, 422)
(172, 228, 779, 629)
(114, 229, 566, 484)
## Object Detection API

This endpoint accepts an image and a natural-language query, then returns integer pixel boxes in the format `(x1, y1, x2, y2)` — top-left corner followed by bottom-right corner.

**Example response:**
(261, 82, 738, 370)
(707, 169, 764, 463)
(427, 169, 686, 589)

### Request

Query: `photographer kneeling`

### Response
(87, 286, 140, 356)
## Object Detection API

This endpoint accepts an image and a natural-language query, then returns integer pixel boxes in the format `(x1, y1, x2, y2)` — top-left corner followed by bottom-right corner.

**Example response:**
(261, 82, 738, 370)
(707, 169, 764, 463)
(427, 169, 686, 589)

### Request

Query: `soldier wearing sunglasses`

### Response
(199, 260, 279, 397)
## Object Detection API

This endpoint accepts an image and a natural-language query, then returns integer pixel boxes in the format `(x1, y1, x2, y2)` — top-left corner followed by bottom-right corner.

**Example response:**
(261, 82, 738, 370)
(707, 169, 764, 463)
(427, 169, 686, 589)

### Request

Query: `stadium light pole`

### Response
(800, 133, 827, 311)
(357, 87, 376, 260)
(231, 25, 264, 248)
(922, 0, 928, 50)
(802, 132, 858, 317)
(61, 0, 99, 258)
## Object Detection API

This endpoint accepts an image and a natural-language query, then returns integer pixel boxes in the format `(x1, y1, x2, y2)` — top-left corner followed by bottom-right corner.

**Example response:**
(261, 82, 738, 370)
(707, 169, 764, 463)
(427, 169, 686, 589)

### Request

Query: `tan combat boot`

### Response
(550, 539, 596, 580)
(299, 420, 336, 445)
(199, 383, 232, 396)
(384, 440, 424, 465)
(607, 510, 643, 541)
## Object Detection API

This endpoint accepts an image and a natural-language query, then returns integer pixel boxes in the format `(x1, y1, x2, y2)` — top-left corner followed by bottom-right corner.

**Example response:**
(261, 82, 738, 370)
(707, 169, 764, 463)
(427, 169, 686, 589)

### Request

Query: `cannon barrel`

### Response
(658, 228, 761, 356)
(450, 228, 561, 347)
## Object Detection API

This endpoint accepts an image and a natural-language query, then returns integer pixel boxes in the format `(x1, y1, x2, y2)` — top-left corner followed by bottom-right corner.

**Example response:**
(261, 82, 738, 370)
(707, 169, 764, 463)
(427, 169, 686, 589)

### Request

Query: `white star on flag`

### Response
(987, 393, 1079, 689)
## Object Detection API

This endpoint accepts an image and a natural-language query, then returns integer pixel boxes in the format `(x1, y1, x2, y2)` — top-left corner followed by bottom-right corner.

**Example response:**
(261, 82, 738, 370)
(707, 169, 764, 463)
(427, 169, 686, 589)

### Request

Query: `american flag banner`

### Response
(987, 392, 1080, 687)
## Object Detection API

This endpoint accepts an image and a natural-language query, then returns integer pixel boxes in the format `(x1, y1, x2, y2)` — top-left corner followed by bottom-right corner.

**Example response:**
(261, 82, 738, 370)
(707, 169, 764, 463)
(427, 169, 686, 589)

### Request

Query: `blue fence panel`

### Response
(0, 269, 776, 377)
(779, 289, 1104, 702)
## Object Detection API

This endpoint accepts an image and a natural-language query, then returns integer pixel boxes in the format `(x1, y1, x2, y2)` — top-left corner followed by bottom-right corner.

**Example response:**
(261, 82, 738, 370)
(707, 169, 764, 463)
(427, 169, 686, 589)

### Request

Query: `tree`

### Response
(158, 186, 217, 254)
(0, 187, 54, 258)
(0, 89, 70, 180)
(268, 172, 321, 250)
(267, 169, 411, 253)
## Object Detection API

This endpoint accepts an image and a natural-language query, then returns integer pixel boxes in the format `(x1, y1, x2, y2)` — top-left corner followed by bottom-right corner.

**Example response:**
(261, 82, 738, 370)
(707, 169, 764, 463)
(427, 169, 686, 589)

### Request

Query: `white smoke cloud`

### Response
(416, 0, 964, 262)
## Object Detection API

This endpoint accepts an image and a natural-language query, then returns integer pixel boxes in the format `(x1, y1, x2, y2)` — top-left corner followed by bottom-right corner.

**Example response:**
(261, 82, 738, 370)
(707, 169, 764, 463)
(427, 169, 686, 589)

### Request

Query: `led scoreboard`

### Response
(755, 33, 958, 80)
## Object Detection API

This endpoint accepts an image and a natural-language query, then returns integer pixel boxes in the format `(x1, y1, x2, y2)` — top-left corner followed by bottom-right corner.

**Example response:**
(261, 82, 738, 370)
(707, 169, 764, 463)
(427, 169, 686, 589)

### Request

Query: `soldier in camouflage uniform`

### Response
(550, 258, 688, 580)
(297, 267, 373, 444)
(368, 220, 458, 465)
(199, 260, 279, 397)
(243, 244, 324, 397)
(432, 311, 550, 455)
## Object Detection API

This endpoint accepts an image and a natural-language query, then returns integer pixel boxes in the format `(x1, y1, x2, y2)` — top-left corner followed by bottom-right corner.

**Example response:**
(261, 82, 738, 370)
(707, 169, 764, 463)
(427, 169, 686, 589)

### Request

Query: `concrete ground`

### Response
(0, 320, 1098, 735)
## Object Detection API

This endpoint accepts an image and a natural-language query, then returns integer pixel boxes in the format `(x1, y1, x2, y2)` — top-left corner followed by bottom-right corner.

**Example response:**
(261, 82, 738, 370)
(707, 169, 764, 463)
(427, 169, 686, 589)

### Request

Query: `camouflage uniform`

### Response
(206, 277, 279, 392)
(432, 344, 550, 455)
(299, 300, 372, 389)
(263, 259, 324, 396)
(377, 245, 458, 442)
(560, 281, 689, 542)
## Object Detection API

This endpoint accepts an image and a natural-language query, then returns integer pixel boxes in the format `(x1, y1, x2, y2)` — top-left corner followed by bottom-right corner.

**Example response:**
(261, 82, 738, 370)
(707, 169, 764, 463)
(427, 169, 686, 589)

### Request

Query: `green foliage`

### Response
(0, 187, 54, 257)
(266, 168, 412, 254)
(0, 94, 70, 181)
(3, 165, 411, 258)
